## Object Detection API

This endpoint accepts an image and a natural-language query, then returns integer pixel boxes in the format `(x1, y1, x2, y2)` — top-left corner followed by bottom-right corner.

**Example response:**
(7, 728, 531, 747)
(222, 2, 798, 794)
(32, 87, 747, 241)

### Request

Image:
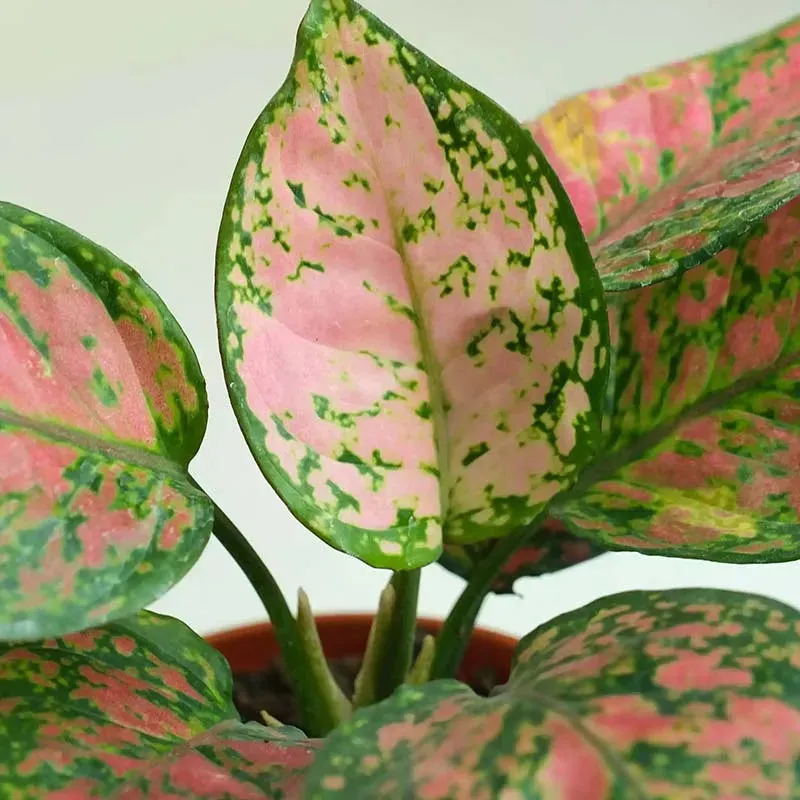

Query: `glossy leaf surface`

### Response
(0, 611, 318, 798)
(0, 202, 212, 640)
(439, 518, 603, 594)
(308, 588, 800, 798)
(526, 16, 800, 561)
(216, 0, 608, 569)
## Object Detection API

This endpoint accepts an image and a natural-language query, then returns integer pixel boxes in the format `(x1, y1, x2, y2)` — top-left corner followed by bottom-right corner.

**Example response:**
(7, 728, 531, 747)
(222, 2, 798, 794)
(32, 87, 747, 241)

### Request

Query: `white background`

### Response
(2, 1, 798, 638)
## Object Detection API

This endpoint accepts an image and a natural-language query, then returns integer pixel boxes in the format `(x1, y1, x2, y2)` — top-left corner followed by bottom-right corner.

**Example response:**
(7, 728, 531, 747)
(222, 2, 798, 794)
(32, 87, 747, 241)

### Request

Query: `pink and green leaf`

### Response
(0, 202, 208, 462)
(439, 517, 603, 594)
(527, 14, 800, 243)
(215, 0, 609, 570)
(0, 203, 212, 640)
(525, 16, 800, 561)
(0, 611, 318, 797)
(307, 588, 800, 798)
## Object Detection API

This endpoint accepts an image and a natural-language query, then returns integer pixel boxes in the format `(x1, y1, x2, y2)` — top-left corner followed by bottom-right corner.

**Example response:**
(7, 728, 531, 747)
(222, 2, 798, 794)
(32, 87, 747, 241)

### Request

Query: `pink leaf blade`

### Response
(0, 203, 212, 640)
(526, 13, 800, 246)
(0, 418, 213, 641)
(0, 212, 158, 451)
(216, 0, 609, 569)
(0, 201, 208, 465)
(110, 724, 319, 799)
(0, 612, 317, 797)
(526, 13, 800, 561)
(306, 589, 800, 798)
(558, 198, 800, 561)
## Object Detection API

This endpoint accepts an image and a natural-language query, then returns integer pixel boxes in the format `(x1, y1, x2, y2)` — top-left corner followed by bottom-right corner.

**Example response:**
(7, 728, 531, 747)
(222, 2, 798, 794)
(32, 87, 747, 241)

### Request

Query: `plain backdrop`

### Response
(2, 1, 799, 638)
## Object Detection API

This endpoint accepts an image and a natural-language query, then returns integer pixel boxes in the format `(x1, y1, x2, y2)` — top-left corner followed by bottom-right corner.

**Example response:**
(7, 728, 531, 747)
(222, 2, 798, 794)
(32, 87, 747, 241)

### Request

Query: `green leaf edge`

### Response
(599, 170, 800, 293)
(511, 585, 800, 669)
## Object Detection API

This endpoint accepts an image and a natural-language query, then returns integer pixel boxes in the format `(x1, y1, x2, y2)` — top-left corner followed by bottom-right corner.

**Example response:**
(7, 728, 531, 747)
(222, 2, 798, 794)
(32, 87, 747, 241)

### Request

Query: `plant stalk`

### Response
(296, 589, 352, 728)
(431, 521, 540, 680)
(352, 582, 397, 709)
(376, 569, 421, 701)
(352, 568, 421, 707)
(206, 497, 335, 736)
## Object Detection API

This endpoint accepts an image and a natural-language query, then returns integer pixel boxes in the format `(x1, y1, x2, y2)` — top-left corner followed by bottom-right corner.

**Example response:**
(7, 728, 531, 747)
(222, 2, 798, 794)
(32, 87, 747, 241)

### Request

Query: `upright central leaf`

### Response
(216, 0, 608, 568)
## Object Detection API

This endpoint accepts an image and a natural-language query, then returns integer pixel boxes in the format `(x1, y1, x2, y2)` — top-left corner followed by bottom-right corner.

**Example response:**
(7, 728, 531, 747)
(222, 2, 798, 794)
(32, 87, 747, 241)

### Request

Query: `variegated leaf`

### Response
(0, 611, 318, 798)
(526, 16, 800, 561)
(307, 589, 800, 798)
(216, 0, 609, 569)
(528, 14, 800, 244)
(439, 518, 603, 594)
(0, 202, 212, 640)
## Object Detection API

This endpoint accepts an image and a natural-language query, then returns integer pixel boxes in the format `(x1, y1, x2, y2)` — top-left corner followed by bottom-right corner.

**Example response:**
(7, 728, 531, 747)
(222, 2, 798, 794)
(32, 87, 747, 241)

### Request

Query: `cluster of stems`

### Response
(209, 494, 537, 737)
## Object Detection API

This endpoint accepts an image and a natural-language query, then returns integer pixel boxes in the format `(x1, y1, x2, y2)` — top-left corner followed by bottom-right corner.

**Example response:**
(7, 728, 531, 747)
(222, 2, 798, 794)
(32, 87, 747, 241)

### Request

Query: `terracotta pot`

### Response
(207, 615, 518, 686)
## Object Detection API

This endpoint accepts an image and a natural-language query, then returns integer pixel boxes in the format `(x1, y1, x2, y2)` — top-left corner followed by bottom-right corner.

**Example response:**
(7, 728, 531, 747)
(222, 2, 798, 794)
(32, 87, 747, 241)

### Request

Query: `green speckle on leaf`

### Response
(337, 447, 383, 491)
(673, 440, 706, 457)
(385, 294, 417, 322)
(335, 50, 361, 66)
(288, 260, 325, 282)
(313, 395, 380, 429)
(327, 480, 360, 514)
(372, 450, 401, 470)
(434, 255, 477, 298)
(462, 443, 489, 467)
(287, 181, 307, 209)
(89, 368, 119, 407)
(343, 172, 371, 190)
(504, 311, 531, 356)
(659, 149, 676, 181)
(423, 178, 445, 195)
(416, 402, 433, 420)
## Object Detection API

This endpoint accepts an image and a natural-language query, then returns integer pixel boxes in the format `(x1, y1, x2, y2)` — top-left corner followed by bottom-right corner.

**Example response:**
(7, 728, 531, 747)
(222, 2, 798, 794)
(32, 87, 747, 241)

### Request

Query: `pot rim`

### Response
(206, 613, 519, 683)
(205, 613, 517, 647)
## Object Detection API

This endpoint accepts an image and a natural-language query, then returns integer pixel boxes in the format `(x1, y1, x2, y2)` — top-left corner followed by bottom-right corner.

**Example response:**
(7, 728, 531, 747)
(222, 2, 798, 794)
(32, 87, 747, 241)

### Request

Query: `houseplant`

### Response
(1, 0, 799, 795)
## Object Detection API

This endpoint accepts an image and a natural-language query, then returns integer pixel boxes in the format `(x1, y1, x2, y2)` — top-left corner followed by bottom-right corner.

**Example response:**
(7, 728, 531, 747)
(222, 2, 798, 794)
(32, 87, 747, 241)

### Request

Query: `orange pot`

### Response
(207, 615, 518, 686)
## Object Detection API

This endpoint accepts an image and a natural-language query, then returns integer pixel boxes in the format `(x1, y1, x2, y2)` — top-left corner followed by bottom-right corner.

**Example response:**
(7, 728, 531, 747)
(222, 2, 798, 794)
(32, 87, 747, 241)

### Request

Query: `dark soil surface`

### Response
(232, 631, 502, 729)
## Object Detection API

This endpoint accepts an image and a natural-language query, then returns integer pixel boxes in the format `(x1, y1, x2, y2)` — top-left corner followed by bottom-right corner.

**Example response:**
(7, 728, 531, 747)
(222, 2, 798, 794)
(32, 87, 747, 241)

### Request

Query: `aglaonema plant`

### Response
(1, 1, 799, 796)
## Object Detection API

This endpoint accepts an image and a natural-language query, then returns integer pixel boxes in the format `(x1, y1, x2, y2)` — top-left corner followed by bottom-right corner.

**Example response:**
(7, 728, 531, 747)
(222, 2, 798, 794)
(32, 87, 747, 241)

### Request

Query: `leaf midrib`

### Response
(106, 723, 276, 799)
(553, 347, 800, 509)
(322, 15, 451, 524)
(0, 288, 136, 451)
(0, 406, 190, 483)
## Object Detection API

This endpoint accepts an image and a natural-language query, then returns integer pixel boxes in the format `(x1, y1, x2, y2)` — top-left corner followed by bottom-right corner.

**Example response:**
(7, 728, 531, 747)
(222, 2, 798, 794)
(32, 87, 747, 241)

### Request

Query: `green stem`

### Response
(352, 581, 397, 709)
(207, 498, 334, 736)
(352, 568, 421, 708)
(296, 589, 352, 729)
(431, 521, 540, 680)
(376, 569, 421, 701)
